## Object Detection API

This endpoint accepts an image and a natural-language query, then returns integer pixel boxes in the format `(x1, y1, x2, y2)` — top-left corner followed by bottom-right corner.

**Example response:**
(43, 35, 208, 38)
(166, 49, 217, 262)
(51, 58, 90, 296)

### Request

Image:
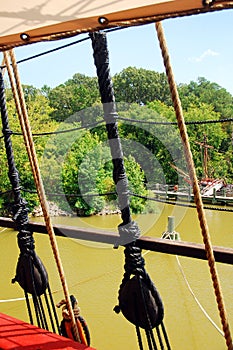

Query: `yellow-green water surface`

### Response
(0, 203, 233, 349)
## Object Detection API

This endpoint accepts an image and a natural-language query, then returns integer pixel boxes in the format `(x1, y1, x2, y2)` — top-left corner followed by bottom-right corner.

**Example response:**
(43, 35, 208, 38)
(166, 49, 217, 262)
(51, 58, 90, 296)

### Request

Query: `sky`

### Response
(2, 9, 233, 95)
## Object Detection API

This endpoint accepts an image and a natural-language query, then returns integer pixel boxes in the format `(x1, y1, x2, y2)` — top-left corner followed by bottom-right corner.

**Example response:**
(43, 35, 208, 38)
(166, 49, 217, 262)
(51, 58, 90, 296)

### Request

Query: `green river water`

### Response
(1, 203, 233, 349)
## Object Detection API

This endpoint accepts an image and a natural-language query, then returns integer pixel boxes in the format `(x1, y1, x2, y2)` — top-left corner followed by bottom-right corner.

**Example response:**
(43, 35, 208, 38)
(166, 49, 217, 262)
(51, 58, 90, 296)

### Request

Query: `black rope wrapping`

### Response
(114, 243, 164, 330)
(0, 72, 29, 230)
(12, 233, 49, 296)
(0, 68, 61, 334)
(90, 31, 170, 349)
(90, 31, 132, 227)
(0, 68, 48, 295)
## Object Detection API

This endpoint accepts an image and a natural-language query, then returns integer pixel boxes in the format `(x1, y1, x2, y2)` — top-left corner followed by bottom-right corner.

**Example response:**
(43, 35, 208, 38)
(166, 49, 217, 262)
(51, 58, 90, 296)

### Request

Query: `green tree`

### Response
(124, 155, 147, 213)
(45, 73, 100, 121)
(113, 67, 171, 105)
(184, 103, 229, 180)
(118, 102, 184, 186)
(178, 77, 233, 118)
(148, 100, 232, 182)
(59, 130, 148, 215)
(2, 69, 233, 217)
(0, 85, 57, 213)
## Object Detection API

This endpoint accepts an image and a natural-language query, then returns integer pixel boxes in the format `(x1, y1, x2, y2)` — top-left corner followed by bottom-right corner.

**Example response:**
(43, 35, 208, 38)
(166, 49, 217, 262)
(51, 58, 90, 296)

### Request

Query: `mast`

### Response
(195, 134, 213, 179)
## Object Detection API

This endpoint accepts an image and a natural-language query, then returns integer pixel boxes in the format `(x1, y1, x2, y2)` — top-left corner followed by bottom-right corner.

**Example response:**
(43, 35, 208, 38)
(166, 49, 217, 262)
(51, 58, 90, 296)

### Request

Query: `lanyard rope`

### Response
(155, 21, 233, 350)
(90, 30, 171, 350)
(0, 65, 60, 333)
(2, 50, 81, 343)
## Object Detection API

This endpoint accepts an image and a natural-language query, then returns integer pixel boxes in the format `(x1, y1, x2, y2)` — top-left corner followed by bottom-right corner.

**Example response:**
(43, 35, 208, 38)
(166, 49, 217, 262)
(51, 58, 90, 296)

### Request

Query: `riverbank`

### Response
(31, 201, 72, 217)
(31, 202, 121, 217)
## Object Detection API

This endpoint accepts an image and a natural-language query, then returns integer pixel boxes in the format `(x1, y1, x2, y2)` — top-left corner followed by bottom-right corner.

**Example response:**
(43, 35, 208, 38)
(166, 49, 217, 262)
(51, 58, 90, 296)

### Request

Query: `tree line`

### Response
(0, 67, 233, 216)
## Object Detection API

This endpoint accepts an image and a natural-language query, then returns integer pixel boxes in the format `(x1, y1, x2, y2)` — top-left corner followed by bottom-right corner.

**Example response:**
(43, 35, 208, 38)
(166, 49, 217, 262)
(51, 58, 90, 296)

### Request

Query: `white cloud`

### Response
(189, 49, 219, 63)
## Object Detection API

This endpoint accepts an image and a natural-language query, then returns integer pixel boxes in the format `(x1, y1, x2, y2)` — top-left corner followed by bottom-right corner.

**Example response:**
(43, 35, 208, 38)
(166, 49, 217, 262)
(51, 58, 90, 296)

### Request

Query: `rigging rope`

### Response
(90, 30, 171, 350)
(155, 21, 233, 350)
(0, 28, 122, 68)
(2, 186, 233, 213)
(0, 63, 59, 332)
(162, 231, 225, 338)
(175, 255, 224, 337)
(3, 50, 82, 343)
(1, 113, 232, 139)
(117, 116, 233, 125)
(10, 120, 104, 137)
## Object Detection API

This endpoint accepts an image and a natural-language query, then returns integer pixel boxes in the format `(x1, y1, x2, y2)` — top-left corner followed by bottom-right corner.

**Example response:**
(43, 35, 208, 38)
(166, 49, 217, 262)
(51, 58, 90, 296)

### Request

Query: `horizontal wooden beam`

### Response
(1, 217, 232, 265)
(137, 236, 233, 265)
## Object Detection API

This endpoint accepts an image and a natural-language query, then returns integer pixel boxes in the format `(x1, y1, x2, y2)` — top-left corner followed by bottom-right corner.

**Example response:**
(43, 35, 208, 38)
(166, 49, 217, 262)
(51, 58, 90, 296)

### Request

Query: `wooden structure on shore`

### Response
(153, 186, 233, 206)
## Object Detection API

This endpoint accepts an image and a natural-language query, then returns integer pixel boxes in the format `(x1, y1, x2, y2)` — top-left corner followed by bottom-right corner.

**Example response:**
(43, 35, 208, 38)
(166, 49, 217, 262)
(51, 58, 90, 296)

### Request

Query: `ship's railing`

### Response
(1, 216, 232, 265)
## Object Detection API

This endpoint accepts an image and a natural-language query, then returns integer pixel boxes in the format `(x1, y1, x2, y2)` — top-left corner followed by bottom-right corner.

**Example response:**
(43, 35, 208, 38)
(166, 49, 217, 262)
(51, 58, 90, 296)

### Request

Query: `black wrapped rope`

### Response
(0, 69, 60, 334)
(90, 31, 134, 232)
(90, 32, 171, 349)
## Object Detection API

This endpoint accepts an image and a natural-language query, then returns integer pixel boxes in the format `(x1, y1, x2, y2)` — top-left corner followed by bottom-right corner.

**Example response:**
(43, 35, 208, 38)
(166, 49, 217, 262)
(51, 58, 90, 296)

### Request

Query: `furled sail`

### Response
(0, 0, 232, 50)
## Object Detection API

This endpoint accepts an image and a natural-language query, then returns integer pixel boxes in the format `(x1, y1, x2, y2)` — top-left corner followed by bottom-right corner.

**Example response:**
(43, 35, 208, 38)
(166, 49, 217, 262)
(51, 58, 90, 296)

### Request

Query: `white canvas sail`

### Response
(0, 0, 231, 50)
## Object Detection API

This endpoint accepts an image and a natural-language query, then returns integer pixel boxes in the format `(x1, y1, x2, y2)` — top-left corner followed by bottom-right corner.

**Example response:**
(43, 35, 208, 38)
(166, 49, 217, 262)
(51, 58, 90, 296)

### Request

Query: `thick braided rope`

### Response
(91, 33, 167, 349)
(90, 31, 132, 226)
(3, 52, 36, 181)
(5, 49, 81, 343)
(155, 21, 233, 350)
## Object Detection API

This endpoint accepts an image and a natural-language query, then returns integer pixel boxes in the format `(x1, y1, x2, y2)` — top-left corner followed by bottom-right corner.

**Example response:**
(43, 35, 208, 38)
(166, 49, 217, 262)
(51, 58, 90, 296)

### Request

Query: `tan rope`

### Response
(1, 59, 6, 76)
(3, 49, 81, 343)
(155, 21, 233, 350)
(56, 298, 81, 320)
(109, 1, 233, 29)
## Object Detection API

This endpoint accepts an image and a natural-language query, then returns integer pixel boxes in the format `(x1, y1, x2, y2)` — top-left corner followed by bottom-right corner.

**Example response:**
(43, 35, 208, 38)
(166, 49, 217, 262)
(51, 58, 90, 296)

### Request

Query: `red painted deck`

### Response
(0, 313, 96, 349)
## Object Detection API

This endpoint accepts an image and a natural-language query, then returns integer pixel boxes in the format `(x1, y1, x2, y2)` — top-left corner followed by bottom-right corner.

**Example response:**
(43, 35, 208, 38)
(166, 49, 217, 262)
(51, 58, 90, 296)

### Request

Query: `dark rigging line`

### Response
(1, 187, 233, 213)
(117, 116, 233, 125)
(1, 116, 232, 139)
(11, 120, 104, 136)
(1, 37, 90, 67)
(0, 27, 123, 69)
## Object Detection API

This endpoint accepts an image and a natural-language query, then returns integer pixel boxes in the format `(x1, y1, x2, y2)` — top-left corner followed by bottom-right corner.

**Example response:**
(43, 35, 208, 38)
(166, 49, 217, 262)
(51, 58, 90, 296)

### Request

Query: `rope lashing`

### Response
(12, 234, 48, 296)
(57, 295, 90, 346)
(0, 67, 60, 333)
(90, 31, 134, 228)
(0, 68, 48, 296)
(3, 50, 82, 343)
(155, 21, 233, 350)
(117, 245, 164, 330)
(90, 31, 170, 350)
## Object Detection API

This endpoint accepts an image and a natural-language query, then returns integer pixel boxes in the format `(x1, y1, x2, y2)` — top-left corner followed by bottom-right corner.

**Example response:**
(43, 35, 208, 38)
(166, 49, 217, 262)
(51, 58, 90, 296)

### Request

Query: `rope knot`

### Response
(2, 128, 12, 136)
(124, 244, 145, 276)
(17, 233, 35, 253)
(56, 295, 90, 346)
(114, 221, 140, 248)
(56, 295, 81, 320)
(103, 102, 118, 123)
(12, 198, 29, 227)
